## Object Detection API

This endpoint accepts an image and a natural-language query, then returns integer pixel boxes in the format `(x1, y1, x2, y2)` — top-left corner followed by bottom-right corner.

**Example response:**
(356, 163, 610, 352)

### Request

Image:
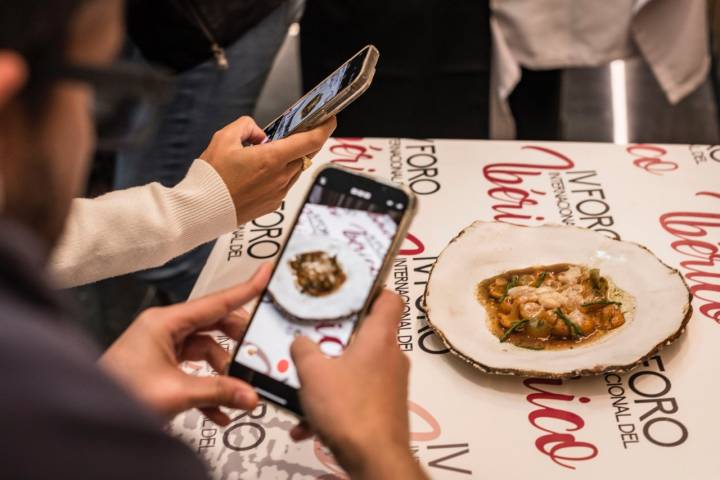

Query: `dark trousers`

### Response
(300, 0, 491, 139)
(510, 68, 563, 141)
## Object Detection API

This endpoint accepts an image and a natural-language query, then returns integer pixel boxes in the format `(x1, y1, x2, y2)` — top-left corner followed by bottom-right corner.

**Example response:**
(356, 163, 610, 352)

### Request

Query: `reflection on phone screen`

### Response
(233, 172, 406, 388)
(264, 48, 366, 141)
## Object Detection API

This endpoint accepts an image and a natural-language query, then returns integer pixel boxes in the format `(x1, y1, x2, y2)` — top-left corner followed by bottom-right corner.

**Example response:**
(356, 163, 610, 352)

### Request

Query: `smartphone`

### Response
(263, 45, 379, 141)
(228, 165, 416, 415)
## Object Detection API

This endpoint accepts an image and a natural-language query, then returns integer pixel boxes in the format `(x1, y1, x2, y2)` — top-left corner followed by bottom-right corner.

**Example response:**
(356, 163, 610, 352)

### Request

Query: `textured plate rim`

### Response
(424, 221, 693, 378)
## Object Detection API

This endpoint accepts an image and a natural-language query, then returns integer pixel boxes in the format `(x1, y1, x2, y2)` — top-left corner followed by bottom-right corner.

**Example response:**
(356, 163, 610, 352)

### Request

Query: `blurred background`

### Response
(255, 24, 720, 144)
(76, 1, 720, 346)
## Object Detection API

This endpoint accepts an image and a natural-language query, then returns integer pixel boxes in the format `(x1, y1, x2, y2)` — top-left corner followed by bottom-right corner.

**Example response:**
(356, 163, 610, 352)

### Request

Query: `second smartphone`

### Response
(263, 45, 379, 141)
(229, 165, 416, 415)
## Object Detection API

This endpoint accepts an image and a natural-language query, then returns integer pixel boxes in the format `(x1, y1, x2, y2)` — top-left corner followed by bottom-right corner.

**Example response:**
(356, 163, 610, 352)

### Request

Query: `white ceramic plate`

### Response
(425, 222, 692, 377)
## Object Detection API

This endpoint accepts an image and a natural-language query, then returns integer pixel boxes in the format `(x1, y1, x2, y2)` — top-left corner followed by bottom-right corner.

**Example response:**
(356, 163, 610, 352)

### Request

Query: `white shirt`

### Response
(490, 0, 710, 138)
(51, 159, 237, 288)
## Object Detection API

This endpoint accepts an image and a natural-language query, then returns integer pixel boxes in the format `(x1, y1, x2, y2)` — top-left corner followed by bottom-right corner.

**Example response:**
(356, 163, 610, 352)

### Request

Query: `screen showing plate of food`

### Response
(268, 234, 373, 322)
(425, 222, 692, 377)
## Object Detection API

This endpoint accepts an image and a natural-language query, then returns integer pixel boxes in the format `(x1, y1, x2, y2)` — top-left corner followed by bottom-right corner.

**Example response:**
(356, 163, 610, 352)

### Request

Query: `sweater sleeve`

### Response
(50, 159, 237, 288)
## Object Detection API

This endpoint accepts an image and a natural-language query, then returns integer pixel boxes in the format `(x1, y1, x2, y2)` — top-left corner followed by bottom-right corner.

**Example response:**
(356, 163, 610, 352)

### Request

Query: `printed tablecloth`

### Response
(170, 138, 720, 479)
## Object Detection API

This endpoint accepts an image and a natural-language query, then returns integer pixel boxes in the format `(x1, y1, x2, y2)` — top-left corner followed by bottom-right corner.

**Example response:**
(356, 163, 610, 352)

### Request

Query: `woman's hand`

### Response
(100, 264, 272, 426)
(200, 116, 336, 226)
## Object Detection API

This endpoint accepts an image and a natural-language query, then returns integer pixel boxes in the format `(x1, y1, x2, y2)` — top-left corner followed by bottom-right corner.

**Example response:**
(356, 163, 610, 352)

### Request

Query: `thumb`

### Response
(290, 336, 323, 374)
(181, 374, 259, 411)
(353, 290, 404, 348)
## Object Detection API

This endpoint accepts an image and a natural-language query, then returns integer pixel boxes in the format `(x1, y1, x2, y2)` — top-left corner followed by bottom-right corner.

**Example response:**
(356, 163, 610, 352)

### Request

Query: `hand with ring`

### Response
(200, 116, 336, 226)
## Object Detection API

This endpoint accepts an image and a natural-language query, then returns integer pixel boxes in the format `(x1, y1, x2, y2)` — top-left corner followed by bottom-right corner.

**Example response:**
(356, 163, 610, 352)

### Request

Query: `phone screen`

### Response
(263, 47, 369, 141)
(231, 168, 409, 402)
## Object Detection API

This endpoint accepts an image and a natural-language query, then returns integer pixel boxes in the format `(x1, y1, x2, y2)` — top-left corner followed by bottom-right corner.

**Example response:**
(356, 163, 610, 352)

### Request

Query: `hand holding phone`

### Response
(288, 291, 429, 480)
(200, 116, 335, 226)
(289, 292, 408, 443)
(229, 166, 417, 415)
(100, 266, 274, 425)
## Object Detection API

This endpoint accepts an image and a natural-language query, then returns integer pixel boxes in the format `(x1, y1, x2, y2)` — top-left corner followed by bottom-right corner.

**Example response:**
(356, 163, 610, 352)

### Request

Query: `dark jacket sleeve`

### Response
(0, 306, 209, 480)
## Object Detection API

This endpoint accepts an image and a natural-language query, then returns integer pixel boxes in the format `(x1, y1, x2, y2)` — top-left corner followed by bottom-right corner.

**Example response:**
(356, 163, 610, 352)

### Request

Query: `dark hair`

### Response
(0, 0, 90, 113)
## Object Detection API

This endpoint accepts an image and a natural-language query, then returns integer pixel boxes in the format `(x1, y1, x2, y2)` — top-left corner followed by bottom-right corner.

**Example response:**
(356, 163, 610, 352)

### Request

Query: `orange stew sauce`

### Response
(476, 264, 626, 350)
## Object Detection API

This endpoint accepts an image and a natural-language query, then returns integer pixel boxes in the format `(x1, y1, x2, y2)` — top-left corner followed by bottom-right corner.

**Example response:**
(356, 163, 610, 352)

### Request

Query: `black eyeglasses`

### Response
(52, 62, 175, 151)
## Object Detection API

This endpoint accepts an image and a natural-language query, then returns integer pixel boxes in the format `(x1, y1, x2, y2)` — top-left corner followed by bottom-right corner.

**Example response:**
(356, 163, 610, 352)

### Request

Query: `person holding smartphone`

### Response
(51, 45, 376, 293)
(111, 0, 303, 304)
(0, 1, 428, 479)
(50, 115, 335, 289)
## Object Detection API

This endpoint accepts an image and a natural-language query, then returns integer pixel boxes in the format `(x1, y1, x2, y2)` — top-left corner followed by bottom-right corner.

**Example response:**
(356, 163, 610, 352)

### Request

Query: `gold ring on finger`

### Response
(301, 155, 313, 171)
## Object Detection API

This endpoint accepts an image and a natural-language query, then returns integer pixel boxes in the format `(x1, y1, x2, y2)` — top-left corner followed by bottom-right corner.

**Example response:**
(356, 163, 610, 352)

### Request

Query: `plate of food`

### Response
(424, 221, 692, 377)
(268, 234, 373, 322)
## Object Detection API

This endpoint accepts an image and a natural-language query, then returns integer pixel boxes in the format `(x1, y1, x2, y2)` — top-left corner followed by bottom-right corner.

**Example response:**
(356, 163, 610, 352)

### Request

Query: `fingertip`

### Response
(290, 334, 312, 348)
(215, 413, 231, 427)
(289, 424, 314, 442)
(390, 291, 404, 311)
(355, 290, 404, 344)
(289, 425, 303, 442)
(262, 261, 274, 274)
(324, 116, 337, 133)
(0, 52, 28, 97)
(200, 407, 231, 427)
(251, 263, 273, 289)
(232, 385, 259, 411)
(250, 124, 267, 144)
(290, 335, 319, 362)
(372, 290, 403, 314)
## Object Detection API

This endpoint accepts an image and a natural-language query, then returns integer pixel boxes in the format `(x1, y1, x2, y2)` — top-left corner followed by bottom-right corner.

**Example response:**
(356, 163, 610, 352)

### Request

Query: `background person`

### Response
(490, 0, 709, 139)
(300, 0, 492, 139)
(115, 0, 306, 303)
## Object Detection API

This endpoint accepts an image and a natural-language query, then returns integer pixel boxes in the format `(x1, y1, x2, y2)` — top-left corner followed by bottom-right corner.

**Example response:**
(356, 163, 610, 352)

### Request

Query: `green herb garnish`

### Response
(581, 300, 622, 308)
(498, 275, 519, 303)
(500, 319, 528, 343)
(534, 272, 547, 288)
(555, 308, 582, 339)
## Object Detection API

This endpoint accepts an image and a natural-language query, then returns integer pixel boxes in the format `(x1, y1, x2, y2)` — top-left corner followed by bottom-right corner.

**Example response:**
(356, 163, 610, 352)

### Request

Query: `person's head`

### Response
(0, 0, 123, 249)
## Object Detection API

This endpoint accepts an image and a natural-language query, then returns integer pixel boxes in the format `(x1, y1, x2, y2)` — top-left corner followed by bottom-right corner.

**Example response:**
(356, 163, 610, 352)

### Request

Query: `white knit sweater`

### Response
(51, 159, 237, 288)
